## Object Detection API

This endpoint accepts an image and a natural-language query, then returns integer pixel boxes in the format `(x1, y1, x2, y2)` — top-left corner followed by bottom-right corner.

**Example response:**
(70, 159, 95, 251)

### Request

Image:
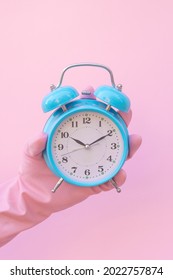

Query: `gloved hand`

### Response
(0, 109, 142, 247)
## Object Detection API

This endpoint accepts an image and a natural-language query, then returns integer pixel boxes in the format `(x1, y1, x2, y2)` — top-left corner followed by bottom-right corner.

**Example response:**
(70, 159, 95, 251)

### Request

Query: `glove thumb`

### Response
(25, 133, 47, 159)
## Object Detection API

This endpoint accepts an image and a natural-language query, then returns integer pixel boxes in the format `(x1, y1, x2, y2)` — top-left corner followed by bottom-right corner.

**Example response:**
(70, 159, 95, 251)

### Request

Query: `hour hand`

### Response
(70, 137, 86, 146)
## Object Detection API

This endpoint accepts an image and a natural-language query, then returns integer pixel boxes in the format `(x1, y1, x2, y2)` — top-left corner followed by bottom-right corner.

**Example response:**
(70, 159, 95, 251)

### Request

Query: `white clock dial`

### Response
(51, 111, 124, 185)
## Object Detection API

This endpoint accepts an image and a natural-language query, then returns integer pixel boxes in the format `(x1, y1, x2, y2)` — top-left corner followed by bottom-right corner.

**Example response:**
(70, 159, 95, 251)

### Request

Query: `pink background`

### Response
(0, 0, 172, 259)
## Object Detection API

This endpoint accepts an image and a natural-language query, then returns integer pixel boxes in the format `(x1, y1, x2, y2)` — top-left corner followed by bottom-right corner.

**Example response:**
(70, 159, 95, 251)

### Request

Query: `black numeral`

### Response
(157, 267, 163, 275)
(62, 156, 68, 163)
(107, 130, 113, 136)
(111, 143, 117, 149)
(72, 121, 78, 127)
(83, 117, 91, 124)
(71, 167, 77, 173)
(107, 155, 112, 161)
(98, 166, 104, 172)
(61, 132, 69, 138)
(57, 144, 64, 150)
(84, 169, 90, 175)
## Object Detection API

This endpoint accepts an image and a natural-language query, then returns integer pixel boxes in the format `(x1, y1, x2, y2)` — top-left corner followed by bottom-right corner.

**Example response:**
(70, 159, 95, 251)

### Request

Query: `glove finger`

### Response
(94, 169, 127, 192)
(118, 109, 132, 127)
(128, 134, 142, 159)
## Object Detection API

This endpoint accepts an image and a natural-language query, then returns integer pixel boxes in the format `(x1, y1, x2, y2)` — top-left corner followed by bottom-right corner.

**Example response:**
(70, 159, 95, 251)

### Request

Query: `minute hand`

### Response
(89, 133, 111, 146)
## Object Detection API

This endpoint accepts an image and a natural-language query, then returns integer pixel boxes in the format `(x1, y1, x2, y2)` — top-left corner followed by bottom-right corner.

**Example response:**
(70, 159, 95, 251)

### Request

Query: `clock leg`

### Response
(110, 179, 121, 193)
(51, 178, 64, 193)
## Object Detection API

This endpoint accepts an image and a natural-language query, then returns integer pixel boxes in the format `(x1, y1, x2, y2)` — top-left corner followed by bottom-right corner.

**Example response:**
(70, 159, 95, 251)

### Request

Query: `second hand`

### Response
(61, 143, 99, 156)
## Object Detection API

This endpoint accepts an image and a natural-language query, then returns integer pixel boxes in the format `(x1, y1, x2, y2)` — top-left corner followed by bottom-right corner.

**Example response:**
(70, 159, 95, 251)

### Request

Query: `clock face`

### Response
(51, 110, 125, 186)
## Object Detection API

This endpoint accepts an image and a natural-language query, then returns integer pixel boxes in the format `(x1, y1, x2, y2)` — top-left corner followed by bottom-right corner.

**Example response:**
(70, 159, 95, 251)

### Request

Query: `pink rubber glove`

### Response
(0, 109, 142, 247)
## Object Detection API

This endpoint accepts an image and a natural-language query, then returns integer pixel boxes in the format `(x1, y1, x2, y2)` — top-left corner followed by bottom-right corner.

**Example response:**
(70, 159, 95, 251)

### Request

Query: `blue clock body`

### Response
(41, 63, 130, 191)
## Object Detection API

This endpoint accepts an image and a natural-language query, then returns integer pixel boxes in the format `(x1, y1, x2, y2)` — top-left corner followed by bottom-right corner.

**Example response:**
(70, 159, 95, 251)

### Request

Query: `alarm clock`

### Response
(42, 63, 130, 193)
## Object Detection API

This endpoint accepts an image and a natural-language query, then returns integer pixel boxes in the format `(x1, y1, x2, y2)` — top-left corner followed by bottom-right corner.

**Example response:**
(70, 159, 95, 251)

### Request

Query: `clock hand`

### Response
(69, 137, 86, 146)
(62, 143, 99, 156)
(89, 132, 112, 146)
(61, 146, 86, 156)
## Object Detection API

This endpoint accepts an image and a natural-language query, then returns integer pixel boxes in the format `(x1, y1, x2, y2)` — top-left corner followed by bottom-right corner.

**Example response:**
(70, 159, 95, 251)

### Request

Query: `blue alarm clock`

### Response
(42, 63, 130, 193)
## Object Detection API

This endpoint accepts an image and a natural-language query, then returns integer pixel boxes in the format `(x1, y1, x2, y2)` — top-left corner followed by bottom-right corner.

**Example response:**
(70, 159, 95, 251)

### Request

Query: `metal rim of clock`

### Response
(56, 63, 116, 88)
